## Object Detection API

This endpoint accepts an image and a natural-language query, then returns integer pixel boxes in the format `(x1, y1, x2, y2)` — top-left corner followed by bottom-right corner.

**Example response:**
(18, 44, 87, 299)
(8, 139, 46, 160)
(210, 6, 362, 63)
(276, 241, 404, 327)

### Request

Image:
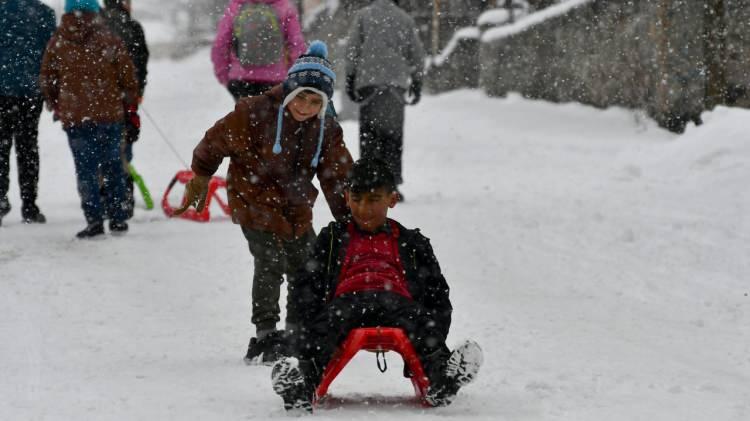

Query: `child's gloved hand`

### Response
(345, 74, 361, 103)
(173, 175, 211, 216)
(407, 79, 421, 105)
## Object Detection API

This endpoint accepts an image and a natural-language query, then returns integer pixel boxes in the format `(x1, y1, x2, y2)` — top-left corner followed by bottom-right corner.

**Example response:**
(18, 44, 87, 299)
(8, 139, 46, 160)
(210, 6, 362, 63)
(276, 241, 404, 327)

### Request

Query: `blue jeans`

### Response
(123, 141, 133, 164)
(66, 123, 128, 224)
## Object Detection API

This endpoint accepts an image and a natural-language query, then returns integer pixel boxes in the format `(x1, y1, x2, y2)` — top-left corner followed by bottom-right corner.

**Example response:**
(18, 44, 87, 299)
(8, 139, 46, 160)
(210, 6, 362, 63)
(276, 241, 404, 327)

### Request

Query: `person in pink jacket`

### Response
(212, 0, 306, 101)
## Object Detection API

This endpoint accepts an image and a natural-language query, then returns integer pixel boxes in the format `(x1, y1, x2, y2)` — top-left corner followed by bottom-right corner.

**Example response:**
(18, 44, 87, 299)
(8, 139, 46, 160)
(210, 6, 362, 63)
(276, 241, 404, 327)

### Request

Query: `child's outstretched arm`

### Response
(413, 234, 453, 339)
(287, 223, 337, 327)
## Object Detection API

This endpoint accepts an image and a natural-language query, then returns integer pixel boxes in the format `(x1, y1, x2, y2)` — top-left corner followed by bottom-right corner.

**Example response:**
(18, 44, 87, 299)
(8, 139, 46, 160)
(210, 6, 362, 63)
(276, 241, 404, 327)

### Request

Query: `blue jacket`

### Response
(0, 0, 56, 97)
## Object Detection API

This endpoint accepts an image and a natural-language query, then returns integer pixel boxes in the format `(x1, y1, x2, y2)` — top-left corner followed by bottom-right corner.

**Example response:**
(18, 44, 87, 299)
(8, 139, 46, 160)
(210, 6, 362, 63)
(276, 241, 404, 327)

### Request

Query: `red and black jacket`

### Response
(288, 219, 452, 339)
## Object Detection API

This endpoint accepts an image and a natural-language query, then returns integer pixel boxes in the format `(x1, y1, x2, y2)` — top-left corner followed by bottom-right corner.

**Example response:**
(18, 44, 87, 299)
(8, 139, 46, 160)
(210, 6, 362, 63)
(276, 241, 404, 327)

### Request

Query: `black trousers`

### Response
(295, 291, 450, 385)
(358, 87, 406, 185)
(227, 80, 276, 102)
(0, 95, 43, 216)
(242, 227, 316, 333)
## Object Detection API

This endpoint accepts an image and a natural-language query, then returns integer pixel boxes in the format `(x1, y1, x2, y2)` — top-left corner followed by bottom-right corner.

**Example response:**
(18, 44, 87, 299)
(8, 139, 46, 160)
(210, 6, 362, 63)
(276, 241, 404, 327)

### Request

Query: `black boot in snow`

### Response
(0, 198, 10, 226)
(244, 331, 287, 366)
(271, 357, 314, 413)
(22, 203, 46, 224)
(109, 221, 129, 235)
(244, 337, 263, 365)
(424, 340, 483, 407)
(22, 213, 46, 224)
(76, 222, 105, 239)
(22, 211, 46, 224)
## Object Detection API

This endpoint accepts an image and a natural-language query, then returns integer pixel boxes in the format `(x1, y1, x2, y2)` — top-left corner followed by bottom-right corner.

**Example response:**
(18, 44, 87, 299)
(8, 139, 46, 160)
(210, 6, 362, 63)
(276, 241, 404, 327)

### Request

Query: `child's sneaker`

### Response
(424, 340, 483, 407)
(271, 357, 313, 413)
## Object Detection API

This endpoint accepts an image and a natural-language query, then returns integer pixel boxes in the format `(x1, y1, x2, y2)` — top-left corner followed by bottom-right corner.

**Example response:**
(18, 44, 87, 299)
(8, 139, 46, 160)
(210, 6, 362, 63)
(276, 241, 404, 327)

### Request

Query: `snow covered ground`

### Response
(2, 49, 749, 420)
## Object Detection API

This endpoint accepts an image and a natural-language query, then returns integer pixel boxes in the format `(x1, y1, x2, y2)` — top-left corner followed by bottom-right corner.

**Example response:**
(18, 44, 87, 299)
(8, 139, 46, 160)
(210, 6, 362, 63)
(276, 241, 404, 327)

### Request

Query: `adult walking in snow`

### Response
(0, 0, 56, 227)
(212, 0, 306, 101)
(40, 0, 139, 238)
(345, 0, 425, 201)
(175, 41, 353, 365)
(101, 0, 149, 218)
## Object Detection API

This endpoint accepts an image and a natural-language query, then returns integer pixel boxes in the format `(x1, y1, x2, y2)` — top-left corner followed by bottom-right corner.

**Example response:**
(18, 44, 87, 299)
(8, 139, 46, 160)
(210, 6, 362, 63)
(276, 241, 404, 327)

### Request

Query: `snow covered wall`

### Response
(479, 0, 722, 133)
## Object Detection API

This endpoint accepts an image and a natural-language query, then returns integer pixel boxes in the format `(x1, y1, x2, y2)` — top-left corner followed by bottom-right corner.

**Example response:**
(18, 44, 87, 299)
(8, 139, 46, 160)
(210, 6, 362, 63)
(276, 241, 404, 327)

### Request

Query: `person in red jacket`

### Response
(270, 158, 484, 412)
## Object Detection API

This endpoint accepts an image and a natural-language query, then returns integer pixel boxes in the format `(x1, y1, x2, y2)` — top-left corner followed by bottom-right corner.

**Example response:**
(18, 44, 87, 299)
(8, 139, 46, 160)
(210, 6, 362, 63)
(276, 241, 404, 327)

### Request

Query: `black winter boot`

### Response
(0, 198, 10, 226)
(244, 331, 288, 366)
(22, 203, 45, 224)
(271, 357, 314, 413)
(424, 340, 483, 407)
(76, 222, 105, 239)
(109, 221, 128, 235)
(22, 211, 46, 224)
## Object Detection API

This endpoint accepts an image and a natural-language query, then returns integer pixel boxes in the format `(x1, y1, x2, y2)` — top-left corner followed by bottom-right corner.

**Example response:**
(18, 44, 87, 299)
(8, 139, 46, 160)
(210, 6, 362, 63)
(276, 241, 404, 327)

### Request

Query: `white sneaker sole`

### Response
(446, 340, 483, 387)
(271, 357, 312, 412)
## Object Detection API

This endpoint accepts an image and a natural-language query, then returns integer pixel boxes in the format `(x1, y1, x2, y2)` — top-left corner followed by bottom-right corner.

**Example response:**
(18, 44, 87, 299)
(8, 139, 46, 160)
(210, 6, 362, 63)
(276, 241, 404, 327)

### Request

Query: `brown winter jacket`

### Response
(191, 85, 353, 240)
(39, 12, 138, 129)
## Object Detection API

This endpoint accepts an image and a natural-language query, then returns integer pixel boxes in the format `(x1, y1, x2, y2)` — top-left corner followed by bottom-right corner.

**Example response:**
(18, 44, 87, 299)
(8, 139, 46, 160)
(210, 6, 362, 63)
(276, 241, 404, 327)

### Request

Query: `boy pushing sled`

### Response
(271, 158, 483, 412)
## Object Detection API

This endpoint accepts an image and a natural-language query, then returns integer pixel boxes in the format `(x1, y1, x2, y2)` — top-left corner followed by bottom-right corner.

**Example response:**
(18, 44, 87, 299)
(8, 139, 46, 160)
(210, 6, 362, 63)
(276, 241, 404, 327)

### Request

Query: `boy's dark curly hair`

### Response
(347, 158, 396, 194)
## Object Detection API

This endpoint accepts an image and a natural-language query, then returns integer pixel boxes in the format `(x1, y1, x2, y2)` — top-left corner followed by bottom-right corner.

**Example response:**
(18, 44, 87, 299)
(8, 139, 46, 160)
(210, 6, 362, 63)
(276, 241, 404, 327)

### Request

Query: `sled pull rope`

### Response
(141, 105, 190, 168)
(376, 351, 388, 373)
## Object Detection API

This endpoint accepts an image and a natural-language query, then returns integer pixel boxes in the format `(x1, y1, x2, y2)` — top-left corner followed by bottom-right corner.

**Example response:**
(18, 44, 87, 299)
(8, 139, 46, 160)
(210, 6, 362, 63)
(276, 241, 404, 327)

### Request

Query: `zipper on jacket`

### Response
(327, 227, 334, 275)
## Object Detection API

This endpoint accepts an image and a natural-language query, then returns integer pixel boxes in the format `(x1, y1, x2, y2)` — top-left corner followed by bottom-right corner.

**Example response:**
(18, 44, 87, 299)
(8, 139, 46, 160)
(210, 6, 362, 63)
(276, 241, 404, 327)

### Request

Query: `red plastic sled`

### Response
(315, 327, 430, 405)
(162, 170, 230, 222)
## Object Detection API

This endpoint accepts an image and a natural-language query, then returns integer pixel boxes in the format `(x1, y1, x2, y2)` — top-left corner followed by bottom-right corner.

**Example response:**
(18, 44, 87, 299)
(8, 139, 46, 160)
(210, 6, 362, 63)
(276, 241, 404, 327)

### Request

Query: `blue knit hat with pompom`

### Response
(274, 41, 336, 168)
(65, 0, 101, 13)
(283, 41, 336, 102)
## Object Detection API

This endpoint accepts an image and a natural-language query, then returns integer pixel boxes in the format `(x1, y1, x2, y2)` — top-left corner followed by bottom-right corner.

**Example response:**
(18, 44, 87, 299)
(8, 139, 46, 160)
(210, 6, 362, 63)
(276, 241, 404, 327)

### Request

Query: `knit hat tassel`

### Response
(272, 107, 284, 155)
(311, 118, 325, 168)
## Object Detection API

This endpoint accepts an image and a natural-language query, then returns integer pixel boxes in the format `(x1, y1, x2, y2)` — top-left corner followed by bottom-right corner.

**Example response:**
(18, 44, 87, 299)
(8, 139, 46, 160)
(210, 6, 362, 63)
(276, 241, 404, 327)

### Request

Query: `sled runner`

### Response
(315, 327, 430, 405)
(162, 170, 230, 222)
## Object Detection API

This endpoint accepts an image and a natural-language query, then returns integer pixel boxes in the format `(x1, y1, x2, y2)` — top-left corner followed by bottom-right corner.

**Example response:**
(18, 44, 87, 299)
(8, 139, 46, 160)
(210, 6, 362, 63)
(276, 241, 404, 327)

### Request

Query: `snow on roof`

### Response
(481, 0, 595, 43)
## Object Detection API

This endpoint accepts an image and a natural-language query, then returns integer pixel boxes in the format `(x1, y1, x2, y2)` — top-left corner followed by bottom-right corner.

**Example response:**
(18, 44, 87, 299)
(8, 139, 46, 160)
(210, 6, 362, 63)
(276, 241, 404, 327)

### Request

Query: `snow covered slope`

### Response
(1, 50, 748, 420)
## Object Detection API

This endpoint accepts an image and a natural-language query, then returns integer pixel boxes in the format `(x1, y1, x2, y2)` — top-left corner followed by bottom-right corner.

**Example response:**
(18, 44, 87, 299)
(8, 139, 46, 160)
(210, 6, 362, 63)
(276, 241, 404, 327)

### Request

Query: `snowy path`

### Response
(1, 52, 748, 421)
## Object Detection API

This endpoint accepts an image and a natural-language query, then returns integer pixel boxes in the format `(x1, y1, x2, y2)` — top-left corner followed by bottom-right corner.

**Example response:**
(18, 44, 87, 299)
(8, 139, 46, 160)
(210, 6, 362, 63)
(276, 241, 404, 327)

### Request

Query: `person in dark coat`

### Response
(0, 0, 56, 227)
(40, 0, 140, 238)
(101, 0, 148, 217)
(270, 158, 483, 413)
(345, 0, 424, 201)
(101, 0, 148, 99)
(174, 41, 353, 366)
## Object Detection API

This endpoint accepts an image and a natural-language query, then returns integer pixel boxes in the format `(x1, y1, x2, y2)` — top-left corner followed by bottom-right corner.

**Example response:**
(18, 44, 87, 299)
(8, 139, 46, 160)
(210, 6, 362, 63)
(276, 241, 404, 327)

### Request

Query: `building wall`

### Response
(479, 0, 710, 132)
(726, 0, 750, 107)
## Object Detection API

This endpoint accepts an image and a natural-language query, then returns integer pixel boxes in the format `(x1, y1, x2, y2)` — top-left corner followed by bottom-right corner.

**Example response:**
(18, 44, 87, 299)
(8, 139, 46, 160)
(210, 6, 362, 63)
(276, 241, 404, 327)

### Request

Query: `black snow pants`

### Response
(358, 86, 406, 185)
(242, 227, 316, 334)
(295, 291, 451, 385)
(0, 95, 43, 217)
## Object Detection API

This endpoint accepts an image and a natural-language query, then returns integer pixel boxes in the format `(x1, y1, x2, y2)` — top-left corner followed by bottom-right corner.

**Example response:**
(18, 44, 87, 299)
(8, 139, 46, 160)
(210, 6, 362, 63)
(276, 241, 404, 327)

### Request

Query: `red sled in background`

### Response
(162, 170, 230, 222)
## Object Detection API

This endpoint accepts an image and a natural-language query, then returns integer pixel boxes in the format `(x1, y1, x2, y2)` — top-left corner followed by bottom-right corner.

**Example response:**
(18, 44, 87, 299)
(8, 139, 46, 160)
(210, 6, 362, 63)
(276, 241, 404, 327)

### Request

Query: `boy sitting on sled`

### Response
(271, 158, 483, 412)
